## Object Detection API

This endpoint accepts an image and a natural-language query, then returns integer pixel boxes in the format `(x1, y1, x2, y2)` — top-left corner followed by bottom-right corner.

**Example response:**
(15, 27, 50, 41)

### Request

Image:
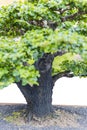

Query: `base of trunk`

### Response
(25, 103, 53, 122)
(25, 85, 53, 122)
(17, 82, 53, 122)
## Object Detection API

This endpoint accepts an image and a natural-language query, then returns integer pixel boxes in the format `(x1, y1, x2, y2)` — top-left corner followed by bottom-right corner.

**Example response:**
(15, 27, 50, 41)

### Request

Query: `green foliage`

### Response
(52, 53, 75, 75)
(0, 0, 87, 88)
(0, 0, 87, 36)
(0, 36, 40, 87)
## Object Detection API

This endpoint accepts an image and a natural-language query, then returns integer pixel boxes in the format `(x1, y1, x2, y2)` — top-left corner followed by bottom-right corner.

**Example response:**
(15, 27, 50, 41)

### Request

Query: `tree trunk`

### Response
(33, 69, 53, 117)
(17, 73, 53, 120)
(16, 53, 54, 121)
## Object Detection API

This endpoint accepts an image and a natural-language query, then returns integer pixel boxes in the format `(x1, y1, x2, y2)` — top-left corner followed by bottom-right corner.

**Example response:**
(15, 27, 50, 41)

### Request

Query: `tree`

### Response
(0, 0, 87, 121)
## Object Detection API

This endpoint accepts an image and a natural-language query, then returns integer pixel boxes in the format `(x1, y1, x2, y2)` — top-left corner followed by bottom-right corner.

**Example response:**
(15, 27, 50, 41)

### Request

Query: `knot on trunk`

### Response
(36, 53, 53, 73)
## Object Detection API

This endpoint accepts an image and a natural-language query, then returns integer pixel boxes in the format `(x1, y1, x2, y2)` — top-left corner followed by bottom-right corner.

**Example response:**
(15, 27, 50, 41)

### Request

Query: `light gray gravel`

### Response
(0, 104, 87, 130)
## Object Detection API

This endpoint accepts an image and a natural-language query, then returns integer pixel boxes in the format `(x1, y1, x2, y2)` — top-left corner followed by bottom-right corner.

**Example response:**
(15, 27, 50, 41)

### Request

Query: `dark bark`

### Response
(16, 81, 33, 121)
(53, 50, 67, 57)
(52, 71, 74, 83)
(29, 20, 58, 30)
(61, 10, 87, 22)
(16, 53, 54, 121)
(16, 53, 74, 121)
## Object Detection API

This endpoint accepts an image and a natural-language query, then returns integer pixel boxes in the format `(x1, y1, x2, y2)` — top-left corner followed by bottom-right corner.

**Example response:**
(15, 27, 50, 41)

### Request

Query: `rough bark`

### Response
(16, 53, 54, 121)
(16, 52, 74, 121)
(52, 71, 74, 83)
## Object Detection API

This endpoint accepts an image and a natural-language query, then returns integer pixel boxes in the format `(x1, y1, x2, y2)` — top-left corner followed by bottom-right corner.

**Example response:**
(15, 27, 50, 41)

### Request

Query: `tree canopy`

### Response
(0, 0, 87, 88)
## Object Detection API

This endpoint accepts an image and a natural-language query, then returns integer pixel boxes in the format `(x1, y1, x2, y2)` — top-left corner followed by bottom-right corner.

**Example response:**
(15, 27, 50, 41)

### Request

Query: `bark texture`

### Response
(16, 53, 54, 120)
(16, 53, 73, 121)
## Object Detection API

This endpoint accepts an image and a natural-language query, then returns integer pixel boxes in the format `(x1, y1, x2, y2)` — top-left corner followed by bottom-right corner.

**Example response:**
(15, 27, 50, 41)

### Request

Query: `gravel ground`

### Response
(0, 104, 87, 130)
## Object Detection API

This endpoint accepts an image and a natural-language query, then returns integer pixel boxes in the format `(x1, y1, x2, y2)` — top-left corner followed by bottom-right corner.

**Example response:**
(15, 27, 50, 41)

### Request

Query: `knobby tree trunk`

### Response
(16, 52, 74, 121)
(16, 53, 54, 121)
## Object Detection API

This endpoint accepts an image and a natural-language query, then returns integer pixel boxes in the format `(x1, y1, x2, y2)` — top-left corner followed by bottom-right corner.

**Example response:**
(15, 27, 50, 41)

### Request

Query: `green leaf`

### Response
(0, 0, 87, 88)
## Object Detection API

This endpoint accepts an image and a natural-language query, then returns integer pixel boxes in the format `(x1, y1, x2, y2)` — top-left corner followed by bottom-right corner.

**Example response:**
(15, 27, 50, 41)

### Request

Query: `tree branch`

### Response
(61, 10, 87, 22)
(53, 50, 67, 57)
(55, 6, 71, 14)
(52, 71, 74, 83)
(29, 20, 58, 30)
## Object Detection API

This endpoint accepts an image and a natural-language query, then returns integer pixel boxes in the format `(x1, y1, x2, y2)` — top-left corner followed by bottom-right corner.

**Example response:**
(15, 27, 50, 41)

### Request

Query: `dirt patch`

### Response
(1, 104, 81, 128)
(1, 104, 87, 129)
(29, 109, 81, 128)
